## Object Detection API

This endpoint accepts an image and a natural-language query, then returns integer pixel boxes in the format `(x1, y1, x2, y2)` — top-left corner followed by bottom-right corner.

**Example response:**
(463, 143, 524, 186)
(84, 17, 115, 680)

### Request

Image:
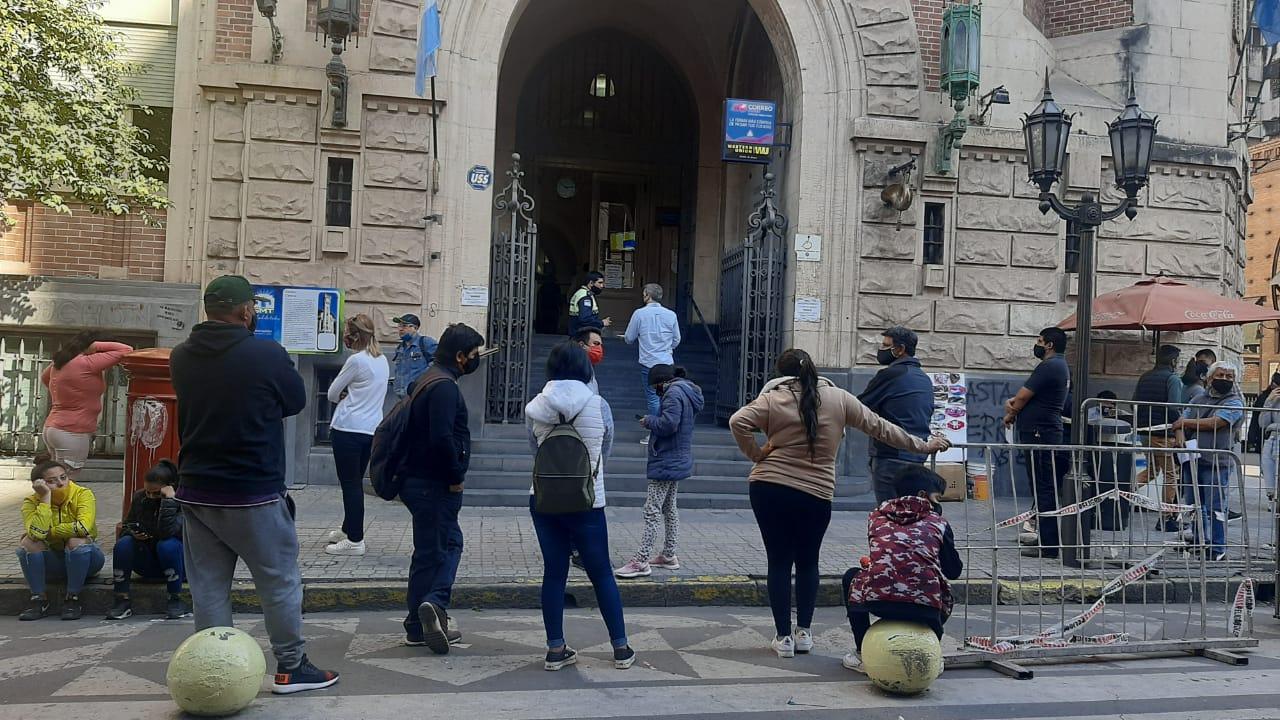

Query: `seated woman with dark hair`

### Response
(16, 460, 104, 620)
(108, 459, 190, 620)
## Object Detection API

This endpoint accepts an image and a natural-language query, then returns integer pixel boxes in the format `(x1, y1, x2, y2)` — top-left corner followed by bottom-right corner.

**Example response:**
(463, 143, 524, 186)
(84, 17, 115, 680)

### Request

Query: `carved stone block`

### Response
(242, 260, 334, 288)
(250, 103, 317, 144)
(954, 266, 1058, 303)
(211, 103, 245, 142)
(337, 265, 423, 304)
(1096, 241, 1147, 274)
(862, 190, 918, 226)
(1011, 236, 1058, 269)
(857, 261, 916, 295)
(210, 143, 243, 181)
(916, 332, 964, 368)
(1009, 304, 1067, 336)
(856, 296, 932, 331)
(365, 111, 430, 152)
(1148, 175, 1224, 212)
(953, 231, 1010, 266)
(860, 223, 916, 260)
(372, 1, 420, 38)
(360, 228, 426, 266)
(857, 19, 917, 55)
(935, 301, 1007, 335)
(1105, 343, 1153, 376)
(365, 150, 430, 189)
(1146, 244, 1222, 278)
(1095, 273, 1143, 295)
(247, 144, 316, 182)
(245, 181, 314, 221)
(862, 154, 915, 188)
(243, 219, 313, 260)
(370, 36, 417, 73)
(866, 85, 921, 118)
(964, 337, 1039, 371)
(204, 260, 239, 287)
(363, 189, 429, 228)
(863, 54, 919, 86)
(205, 219, 240, 258)
(959, 161, 1013, 196)
(208, 181, 242, 219)
(846, 0, 912, 26)
(1099, 208, 1222, 245)
(956, 195, 1059, 235)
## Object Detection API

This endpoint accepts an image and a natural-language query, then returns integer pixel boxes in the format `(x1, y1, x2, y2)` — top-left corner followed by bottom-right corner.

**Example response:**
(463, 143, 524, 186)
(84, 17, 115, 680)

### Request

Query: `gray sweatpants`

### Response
(182, 500, 305, 669)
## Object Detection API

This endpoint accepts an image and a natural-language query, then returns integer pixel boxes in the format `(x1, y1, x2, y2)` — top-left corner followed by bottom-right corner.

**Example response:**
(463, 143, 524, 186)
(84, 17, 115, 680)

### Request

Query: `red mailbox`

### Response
(119, 348, 180, 520)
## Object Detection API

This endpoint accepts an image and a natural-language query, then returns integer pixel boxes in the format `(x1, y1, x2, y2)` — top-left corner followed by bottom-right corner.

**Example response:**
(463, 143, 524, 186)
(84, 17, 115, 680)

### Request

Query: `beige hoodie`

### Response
(729, 376, 936, 501)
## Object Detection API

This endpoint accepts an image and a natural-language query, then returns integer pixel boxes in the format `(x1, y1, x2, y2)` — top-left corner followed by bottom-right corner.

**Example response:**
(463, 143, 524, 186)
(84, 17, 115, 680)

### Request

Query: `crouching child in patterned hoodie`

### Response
(841, 464, 962, 672)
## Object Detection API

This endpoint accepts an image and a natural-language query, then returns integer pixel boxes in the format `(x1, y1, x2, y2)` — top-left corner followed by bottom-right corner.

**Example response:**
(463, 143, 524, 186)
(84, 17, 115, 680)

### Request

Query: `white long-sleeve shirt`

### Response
(624, 302, 681, 367)
(328, 351, 391, 435)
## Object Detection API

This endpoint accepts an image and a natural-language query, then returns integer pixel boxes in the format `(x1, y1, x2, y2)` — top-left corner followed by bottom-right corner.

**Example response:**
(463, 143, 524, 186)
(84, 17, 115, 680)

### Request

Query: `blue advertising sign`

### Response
(252, 285, 344, 354)
(467, 165, 493, 190)
(722, 98, 777, 164)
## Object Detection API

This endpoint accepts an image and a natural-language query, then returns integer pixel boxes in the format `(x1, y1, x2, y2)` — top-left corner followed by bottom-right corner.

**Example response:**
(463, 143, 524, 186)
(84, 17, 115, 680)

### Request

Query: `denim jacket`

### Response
(392, 333, 437, 397)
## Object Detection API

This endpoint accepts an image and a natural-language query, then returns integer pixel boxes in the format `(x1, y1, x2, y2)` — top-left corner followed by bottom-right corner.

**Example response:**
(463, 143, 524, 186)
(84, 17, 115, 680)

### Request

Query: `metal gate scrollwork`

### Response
(716, 170, 788, 423)
(486, 153, 537, 423)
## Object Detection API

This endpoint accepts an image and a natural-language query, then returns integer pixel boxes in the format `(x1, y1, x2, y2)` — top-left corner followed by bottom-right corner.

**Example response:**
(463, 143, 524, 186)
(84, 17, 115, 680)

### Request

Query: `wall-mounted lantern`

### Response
(255, 0, 282, 63)
(935, 2, 982, 175)
(316, 0, 360, 127)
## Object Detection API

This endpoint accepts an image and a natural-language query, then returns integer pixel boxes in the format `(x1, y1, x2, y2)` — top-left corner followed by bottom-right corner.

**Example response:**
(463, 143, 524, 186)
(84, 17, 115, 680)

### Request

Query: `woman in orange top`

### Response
(41, 331, 133, 476)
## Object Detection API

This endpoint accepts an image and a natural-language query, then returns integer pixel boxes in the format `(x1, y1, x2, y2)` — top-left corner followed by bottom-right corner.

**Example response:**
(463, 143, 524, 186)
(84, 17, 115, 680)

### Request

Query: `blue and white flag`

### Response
(415, 0, 442, 97)
(1256, 0, 1280, 46)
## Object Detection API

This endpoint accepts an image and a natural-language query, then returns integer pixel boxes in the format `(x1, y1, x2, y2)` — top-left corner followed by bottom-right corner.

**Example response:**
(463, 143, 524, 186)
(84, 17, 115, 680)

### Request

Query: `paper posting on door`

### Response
(793, 297, 821, 323)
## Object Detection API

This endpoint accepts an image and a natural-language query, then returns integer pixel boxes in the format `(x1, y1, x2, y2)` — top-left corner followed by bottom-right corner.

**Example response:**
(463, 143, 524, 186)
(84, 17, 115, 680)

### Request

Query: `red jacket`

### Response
(849, 495, 962, 618)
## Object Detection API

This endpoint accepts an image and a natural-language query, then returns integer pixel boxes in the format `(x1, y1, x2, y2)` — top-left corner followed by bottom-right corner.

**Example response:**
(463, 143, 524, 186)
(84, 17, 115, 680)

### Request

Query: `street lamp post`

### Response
(1021, 71, 1157, 566)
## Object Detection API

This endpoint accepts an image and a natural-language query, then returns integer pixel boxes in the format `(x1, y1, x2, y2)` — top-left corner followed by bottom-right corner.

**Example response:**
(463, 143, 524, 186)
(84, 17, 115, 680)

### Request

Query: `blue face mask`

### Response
(400, 329, 416, 341)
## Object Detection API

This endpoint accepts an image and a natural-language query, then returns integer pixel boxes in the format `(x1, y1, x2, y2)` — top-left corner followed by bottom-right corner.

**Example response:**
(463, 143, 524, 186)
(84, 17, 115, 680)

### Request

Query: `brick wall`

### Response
(912, 0, 947, 90)
(1021, 0, 1134, 38)
(214, 0, 254, 62)
(0, 203, 167, 281)
(1245, 139, 1280, 391)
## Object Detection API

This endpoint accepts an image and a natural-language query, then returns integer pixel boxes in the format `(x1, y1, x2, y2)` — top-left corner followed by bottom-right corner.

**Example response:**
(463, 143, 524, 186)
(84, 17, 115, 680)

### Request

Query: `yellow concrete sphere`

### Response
(861, 619, 944, 695)
(166, 626, 266, 717)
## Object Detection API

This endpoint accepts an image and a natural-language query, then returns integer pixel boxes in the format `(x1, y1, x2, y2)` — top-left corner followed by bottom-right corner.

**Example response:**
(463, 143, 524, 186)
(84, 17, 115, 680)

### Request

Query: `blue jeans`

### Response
(528, 497, 628, 650)
(16, 542, 105, 595)
(1190, 462, 1230, 556)
(403, 479, 464, 631)
(113, 535, 184, 594)
(869, 457, 918, 504)
(641, 364, 660, 417)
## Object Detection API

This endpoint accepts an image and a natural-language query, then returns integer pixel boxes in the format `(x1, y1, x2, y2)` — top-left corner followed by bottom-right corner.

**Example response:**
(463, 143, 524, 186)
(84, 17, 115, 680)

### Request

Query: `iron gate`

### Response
(486, 153, 537, 423)
(715, 170, 788, 423)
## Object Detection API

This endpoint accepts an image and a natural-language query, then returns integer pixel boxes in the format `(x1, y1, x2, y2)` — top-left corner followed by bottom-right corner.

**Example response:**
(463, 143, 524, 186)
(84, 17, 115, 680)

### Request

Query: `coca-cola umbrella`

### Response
(1058, 276, 1280, 333)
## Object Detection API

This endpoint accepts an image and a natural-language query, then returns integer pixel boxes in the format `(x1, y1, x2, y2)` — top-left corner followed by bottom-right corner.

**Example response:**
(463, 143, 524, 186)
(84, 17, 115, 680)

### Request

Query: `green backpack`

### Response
(532, 411, 599, 514)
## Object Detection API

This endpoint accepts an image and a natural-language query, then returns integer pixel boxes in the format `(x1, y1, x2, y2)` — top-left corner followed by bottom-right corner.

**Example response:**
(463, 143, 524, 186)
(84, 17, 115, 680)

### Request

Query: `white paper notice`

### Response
(794, 234, 822, 262)
(793, 297, 821, 323)
(281, 289, 319, 351)
(461, 286, 490, 307)
(603, 263, 624, 289)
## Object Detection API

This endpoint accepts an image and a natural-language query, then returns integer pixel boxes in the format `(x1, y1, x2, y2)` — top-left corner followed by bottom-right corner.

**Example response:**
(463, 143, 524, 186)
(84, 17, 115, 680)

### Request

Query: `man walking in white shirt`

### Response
(625, 284, 681, 419)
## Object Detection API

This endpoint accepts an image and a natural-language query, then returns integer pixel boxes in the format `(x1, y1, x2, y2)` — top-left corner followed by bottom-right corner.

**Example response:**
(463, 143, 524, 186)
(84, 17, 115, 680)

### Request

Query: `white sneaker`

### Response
(324, 538, 366, 556)
(842, 651, 865, 673)
(326, 530, 346, 544)
(771, 635, 795, 658)
(794, 627, 814, 654)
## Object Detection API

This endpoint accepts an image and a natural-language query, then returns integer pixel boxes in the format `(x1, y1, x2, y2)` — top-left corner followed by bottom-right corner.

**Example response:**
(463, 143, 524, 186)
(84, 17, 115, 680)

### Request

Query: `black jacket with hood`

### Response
(170, 322, 306, 496)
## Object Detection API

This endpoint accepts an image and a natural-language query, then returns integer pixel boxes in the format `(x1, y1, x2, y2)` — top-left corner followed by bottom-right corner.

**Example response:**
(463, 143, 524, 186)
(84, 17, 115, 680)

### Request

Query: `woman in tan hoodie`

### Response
(730, 348, 948, 658)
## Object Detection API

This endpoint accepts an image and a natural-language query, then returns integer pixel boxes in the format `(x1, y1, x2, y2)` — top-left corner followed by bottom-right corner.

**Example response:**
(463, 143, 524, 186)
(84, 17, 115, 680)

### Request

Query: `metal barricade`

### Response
(931, 436, 1258, 675)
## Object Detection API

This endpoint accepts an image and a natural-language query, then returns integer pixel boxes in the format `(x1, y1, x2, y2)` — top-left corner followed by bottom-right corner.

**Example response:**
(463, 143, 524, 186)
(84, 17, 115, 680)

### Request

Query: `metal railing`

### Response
(0, 337, 129, 458)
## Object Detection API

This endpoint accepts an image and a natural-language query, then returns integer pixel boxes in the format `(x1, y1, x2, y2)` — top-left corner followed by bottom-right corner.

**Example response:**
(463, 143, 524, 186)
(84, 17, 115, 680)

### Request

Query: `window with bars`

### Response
(922, 202, 945, 265)
(325, 157, 354, 227)
(1065, 220, 1081, 273)
(314, 366, 338, 445)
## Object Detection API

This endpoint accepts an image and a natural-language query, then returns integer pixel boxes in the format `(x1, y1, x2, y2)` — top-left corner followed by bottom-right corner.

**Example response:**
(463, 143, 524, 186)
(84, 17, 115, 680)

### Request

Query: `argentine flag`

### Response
(415, 0, 442, 97)
(1257, 0, 1280, 46)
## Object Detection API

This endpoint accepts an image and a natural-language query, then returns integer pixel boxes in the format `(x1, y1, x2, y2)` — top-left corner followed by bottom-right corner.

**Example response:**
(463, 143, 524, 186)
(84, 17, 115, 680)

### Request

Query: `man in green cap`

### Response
(169, 275, 340, 695)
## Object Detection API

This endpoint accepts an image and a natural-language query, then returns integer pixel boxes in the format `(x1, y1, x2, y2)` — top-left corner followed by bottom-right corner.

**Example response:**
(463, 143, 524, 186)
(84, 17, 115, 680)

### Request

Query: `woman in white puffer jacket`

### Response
(525, 342, 634, 672)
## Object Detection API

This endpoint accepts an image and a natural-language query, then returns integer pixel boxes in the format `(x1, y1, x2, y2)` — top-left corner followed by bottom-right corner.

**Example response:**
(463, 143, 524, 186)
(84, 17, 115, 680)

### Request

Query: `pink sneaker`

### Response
(614, 560, 652, 578)
(649, 555, 680, 570)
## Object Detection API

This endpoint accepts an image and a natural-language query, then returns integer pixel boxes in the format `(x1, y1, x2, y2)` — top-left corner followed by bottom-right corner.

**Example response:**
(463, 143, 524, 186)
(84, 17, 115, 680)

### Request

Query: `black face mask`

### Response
(1033, 344, 1046, 360)
(462, 355, 480, 375)
(876, 348, 896, 366)
(589, 286, 603, 296)
(1211, 378, 1233, 394)
(247, 311, 258, 334)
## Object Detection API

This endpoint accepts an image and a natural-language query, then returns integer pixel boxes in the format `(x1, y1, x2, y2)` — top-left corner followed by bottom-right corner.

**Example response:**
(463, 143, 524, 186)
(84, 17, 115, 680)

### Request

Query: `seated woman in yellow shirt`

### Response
(16, 460, 103, 620)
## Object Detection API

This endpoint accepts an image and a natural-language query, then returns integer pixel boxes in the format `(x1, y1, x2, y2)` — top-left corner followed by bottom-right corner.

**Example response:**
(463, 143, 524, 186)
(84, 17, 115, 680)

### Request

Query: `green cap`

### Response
(204, 275, 254, 305)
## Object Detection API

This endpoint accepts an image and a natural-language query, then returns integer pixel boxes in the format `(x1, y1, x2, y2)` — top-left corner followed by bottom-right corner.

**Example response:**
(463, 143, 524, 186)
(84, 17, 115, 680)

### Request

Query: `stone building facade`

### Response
(1244, 137, 1280, 391)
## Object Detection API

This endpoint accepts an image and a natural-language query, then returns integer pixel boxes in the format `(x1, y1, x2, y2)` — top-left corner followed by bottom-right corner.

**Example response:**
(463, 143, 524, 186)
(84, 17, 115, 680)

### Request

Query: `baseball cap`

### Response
(204, 275, 254, 305)
(391, 313, 421, 328)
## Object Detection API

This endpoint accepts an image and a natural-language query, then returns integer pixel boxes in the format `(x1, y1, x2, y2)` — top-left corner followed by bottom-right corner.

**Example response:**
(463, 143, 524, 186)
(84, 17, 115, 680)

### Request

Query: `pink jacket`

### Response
(42, 342, 134, 433)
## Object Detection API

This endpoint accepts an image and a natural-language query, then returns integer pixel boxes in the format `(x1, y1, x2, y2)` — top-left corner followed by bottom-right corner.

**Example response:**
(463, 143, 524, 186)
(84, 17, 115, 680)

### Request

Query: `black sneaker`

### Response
(165, 594, 192, 619)
(1157, 517, 1181, 533)
(61, 594, 83, 621)
(18, 595, 48, 621)
(417, 601, 450, 655)
(613, 645, 636, 669)
(444, 614, 463, 645)
(1228, 510, 1243, 522)
(404, 625, 427, 646)
(544, 646, 578, 671)
(272, 655, 340, 695)
(106, 595, 133, 620)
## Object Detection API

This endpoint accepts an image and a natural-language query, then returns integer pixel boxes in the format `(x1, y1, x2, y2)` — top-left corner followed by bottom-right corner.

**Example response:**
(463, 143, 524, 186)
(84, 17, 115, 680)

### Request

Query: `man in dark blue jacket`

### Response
(170, 275, 338, 695)
(858, 326, 935, 503)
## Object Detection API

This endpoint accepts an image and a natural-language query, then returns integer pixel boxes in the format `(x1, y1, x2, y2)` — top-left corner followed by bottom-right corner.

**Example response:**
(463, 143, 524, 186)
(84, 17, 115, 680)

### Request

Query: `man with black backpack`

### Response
(390, 314, 439, 400)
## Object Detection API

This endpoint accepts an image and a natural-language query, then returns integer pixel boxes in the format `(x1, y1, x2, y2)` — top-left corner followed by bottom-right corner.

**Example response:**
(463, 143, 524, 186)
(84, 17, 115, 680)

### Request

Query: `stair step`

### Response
(472, 438, 748, 460)
(459, 487, 875, 511)
(482, 423, 739, 442)
(470, 455, 751, 476)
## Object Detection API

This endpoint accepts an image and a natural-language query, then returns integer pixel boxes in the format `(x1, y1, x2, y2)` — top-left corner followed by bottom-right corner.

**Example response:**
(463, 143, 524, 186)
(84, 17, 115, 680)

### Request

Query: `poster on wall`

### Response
(252, 285, 343, 354)
(928, 372, 967, 463)
(722, 98, 777, 163)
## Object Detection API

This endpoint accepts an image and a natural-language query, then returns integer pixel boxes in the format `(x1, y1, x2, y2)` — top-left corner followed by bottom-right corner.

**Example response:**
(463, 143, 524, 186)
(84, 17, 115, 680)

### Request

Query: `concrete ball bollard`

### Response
(166, 627, 267, 716)
(861, 620, 944, 695)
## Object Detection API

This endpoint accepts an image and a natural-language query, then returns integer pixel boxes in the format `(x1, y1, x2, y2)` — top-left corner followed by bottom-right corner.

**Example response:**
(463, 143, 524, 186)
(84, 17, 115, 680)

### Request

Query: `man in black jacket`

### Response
(859, 326, 935, 503)
(1132, 345, 1184, 532)
(170, 275, 338, 695)
(402, 323, 486, 655)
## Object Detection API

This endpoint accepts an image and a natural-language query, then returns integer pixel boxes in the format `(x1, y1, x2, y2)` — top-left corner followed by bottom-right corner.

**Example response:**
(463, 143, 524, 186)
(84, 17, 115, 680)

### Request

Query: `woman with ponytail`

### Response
(730, 348, 949, 658)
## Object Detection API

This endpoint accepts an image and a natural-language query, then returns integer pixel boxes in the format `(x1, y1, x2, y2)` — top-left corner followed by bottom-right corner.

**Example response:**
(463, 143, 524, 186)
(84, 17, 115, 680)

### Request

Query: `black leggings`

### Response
(749, 481, 832, 637)
(842, 567, 945, 652)
(331, 429, 373, 543)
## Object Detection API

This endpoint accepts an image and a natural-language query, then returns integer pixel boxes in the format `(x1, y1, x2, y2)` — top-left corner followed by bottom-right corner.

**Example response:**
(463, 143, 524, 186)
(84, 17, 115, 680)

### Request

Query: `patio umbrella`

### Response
(1057, 276, 1280, 333)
